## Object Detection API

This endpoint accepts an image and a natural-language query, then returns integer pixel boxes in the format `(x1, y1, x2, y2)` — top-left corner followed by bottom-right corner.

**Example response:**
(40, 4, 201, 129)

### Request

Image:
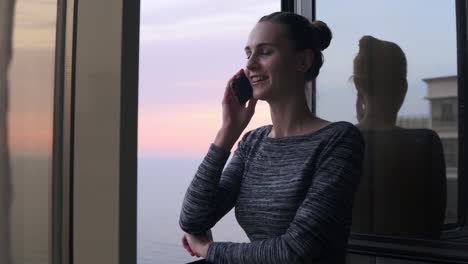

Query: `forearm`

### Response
(205, 236, 303, 264)
(180, 144, 230, 233)
(180, 140, 246, 234)
(213, 127, 239, 152)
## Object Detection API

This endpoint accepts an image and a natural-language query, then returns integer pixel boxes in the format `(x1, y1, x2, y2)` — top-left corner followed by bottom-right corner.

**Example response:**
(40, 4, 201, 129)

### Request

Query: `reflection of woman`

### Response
(179, 12, 364, 263)
(352, 36, 447, 239)
(353, 36, 408, 129)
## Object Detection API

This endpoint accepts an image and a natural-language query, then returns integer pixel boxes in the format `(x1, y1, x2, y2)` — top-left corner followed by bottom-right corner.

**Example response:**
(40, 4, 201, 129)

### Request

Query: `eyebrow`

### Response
(244, 42, 276, 52)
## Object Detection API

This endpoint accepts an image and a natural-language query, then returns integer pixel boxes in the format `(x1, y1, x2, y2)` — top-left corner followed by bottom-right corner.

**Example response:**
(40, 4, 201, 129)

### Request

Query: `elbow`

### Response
(280, 234, 326, 263)
(178, 212, 199, 234)
(179, 211, 214, 235)
(179, 219, 203, 235)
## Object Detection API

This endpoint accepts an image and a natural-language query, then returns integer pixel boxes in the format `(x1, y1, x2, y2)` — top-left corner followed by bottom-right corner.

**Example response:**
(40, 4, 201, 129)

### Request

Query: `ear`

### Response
(297, 49, 314, 72)
(356, 91, 366, 121)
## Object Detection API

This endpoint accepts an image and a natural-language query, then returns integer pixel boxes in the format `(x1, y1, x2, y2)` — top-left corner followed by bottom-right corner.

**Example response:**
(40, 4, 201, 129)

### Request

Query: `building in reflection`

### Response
(425, 75, 458, 224)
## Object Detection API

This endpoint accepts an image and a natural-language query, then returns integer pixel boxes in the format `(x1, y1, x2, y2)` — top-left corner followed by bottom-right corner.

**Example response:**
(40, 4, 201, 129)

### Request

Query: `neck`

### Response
(357, 98, 399, 130)
(267, 91, 319, 138)
(358, 111, 398, 130)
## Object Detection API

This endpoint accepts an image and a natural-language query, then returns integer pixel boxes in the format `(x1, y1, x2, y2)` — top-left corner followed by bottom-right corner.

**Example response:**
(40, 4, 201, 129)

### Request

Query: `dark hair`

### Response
(353, 35, 407, 112)
(259, 12, 332, 81)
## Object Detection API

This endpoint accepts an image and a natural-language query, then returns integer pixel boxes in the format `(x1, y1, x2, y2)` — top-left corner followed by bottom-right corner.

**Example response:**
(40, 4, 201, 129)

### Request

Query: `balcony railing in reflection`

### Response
(432, 119, 458, 130)
(396, 115, 429, 129)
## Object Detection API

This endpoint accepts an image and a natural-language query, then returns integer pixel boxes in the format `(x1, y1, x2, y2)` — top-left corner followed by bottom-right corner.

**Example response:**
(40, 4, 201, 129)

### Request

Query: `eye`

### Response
(259, 49, 272, 55)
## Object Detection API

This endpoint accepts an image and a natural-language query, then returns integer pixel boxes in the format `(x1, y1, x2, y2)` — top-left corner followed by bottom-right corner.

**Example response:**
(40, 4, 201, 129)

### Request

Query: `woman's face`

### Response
(244, 21, 301, 101)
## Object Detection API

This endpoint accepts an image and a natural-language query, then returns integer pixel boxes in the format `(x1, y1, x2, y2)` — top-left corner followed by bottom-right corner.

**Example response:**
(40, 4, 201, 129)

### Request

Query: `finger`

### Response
(182, 238, 190, 251)
(182, 234, 189, 247)
(182, 235, 195, 255)
(185, 244, 195, 256)
(182, 235, 187, 247)
(186, 246, 195, 256)
(223, 78, 235, 100)
(223, 83, 237, 106)
(234, 68, 244, 78)
(224, 69, 244, 99)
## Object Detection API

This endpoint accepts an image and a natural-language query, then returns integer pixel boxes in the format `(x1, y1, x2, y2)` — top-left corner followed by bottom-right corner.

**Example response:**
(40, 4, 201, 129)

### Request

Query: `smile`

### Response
(251, 75, 268, 85)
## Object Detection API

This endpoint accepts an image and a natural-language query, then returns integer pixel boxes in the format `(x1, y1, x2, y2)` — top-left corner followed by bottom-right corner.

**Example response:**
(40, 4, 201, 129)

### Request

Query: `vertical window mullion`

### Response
(456, 0, 468, 228)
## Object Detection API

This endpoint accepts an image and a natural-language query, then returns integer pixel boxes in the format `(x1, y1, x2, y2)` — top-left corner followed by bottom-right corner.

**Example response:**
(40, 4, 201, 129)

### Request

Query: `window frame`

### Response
(54, 0, 140, 263)
(55, 0, 468, 262)
(310, 0, 468, 262)
(59, 1, 293, 263)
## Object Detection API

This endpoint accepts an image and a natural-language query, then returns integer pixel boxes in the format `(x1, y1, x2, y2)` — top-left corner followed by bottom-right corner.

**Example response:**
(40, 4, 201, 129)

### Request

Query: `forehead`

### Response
(245, 21, 290, 49)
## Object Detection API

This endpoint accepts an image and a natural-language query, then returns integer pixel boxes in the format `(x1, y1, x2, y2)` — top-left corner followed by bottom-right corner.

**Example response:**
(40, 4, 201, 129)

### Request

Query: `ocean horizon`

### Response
(138, 156, 249, 264)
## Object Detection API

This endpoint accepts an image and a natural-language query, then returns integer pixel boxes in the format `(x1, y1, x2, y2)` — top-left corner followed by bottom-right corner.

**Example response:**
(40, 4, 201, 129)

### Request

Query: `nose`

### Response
(246, 55, 259, 71)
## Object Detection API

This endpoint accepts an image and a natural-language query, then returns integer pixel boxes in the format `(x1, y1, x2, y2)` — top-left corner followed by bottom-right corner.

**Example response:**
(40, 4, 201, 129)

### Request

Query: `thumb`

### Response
(247, 98, 258, 112)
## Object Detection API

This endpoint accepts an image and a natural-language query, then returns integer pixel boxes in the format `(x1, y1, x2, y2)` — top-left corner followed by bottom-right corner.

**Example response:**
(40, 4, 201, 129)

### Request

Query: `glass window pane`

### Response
(316, 0, 458, 240)
(1, 0, 57, 263)
(138, 1, 280, 263)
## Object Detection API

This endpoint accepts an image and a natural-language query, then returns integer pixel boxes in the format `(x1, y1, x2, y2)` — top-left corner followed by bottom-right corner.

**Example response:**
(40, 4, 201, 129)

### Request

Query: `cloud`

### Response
(140, 0, 279, 43)
(140, 13, 258, 42)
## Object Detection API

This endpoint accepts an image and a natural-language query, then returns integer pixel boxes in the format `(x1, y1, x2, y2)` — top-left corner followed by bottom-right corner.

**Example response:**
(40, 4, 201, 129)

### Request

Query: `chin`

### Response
(252, 88, 270, 101)
(253, 93, 267, 101)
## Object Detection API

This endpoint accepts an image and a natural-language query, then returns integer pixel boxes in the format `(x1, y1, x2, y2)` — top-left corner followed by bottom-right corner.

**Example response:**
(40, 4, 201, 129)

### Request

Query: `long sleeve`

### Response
(205, 126, 364, 264)
(179, 139, 246, 234)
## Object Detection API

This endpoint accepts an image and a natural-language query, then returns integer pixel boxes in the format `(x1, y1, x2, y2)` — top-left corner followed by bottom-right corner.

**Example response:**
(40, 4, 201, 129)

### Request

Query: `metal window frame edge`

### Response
(64, 0, 139, 262)
(52, 0, 75, 262)
(293, 0, 316, 114)
(119, 0, 140, 262)
(456, 0, 468, 231)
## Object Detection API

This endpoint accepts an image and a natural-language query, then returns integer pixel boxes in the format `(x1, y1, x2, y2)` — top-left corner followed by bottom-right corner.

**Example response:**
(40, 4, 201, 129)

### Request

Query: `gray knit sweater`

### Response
(180, 122, 364, 264)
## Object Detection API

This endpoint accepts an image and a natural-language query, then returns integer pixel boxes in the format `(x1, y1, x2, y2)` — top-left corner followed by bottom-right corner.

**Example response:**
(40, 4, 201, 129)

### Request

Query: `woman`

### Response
(179, 12, 364, 263)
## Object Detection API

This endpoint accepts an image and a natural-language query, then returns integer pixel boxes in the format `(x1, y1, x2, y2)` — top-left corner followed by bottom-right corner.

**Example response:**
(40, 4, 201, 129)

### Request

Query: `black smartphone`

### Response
(232, 72, 253, 106)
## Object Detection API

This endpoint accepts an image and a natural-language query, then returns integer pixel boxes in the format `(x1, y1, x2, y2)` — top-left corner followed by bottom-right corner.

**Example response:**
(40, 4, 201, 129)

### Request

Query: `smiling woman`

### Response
(179, 12, 364, 264)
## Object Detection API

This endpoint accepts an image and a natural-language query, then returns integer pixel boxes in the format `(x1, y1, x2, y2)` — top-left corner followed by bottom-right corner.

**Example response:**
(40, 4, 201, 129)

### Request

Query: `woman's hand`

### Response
(182, 230, 213, 258)
(214, 69, 258, 151)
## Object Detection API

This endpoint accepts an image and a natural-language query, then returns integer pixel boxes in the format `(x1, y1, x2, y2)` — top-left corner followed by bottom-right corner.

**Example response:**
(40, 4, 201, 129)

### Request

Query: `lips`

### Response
(250, 75, 268, 85)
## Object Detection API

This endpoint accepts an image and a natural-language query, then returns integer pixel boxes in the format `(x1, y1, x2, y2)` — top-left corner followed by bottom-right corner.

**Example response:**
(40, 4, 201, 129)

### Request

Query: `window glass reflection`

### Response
(1, 0, 57, 263)
(317, 0, 457, 239)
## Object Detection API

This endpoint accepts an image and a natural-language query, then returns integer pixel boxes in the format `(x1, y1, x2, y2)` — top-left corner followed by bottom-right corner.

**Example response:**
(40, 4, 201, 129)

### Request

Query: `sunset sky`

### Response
(138, 0, 457, 157)
(7, 0, 457, 157)
(138, 0, 280, 157)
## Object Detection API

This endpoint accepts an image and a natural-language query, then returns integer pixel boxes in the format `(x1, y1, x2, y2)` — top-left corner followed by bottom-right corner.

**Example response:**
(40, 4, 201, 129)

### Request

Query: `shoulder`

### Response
(402, 128, 441, 139)
(324, 121, 364, 143)
(361, 127, 441, 144)
(393, 128, 443, 149)
(318, 122, 365, 160)
(239, 125, 272, 143)
(233, 125, 271, 157)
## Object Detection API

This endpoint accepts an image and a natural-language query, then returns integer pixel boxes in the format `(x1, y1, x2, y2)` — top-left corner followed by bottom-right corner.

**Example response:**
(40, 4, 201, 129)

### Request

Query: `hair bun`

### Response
(311, 20, 332, 50)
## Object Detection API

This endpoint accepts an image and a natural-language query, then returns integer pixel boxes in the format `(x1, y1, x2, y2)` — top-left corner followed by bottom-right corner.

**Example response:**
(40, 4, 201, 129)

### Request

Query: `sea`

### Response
(138, 156, 249, 264)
